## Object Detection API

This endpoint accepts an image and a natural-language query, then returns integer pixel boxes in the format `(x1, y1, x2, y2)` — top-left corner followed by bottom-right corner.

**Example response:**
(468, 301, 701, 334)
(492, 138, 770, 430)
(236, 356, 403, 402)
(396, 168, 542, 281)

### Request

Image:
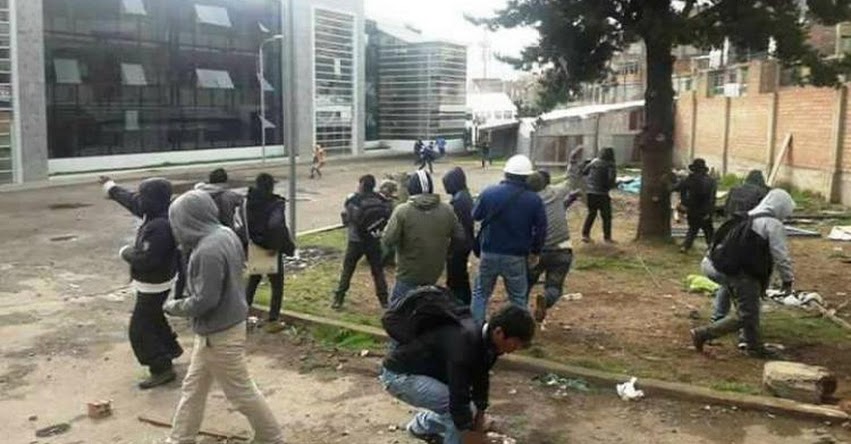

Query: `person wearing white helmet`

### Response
(470, 154, 547, 322)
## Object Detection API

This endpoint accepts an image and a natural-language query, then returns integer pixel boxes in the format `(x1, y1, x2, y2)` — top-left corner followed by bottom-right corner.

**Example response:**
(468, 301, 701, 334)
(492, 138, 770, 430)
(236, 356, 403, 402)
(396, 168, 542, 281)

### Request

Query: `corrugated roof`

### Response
(540, 100, 644, 122)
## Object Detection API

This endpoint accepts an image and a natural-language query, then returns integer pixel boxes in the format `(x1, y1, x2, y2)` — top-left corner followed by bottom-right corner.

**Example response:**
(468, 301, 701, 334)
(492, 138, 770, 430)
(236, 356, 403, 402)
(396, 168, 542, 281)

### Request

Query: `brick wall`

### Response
(693, 96, 726, 158)
(728, 95, 772, 163)
(775, 88, 835, 170)
(673, 94, 692, 155)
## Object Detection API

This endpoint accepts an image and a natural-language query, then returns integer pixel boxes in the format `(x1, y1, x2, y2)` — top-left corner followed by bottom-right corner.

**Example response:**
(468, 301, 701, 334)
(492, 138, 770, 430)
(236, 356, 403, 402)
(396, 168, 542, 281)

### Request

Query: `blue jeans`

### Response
(379, 368, 465, 444)
(701, 257, 731, 322)
(389, 279, 420, 310)
(471, 253, 529, 322)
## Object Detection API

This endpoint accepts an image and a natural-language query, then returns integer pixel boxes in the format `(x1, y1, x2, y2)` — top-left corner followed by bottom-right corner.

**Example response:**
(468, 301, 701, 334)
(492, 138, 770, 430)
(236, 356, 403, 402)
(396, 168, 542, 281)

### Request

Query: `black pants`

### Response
(695, 274, 763, 349)
(419, 158, 434, 173)
(683, 212, 714, 251)
(334, 240, 389, 306)
(446, 248, 472, 305)
(246, 252, 284, 321)
(527, 249, 573, 308)
(582, 194, 613, 240)
(130, 290, 181, 375)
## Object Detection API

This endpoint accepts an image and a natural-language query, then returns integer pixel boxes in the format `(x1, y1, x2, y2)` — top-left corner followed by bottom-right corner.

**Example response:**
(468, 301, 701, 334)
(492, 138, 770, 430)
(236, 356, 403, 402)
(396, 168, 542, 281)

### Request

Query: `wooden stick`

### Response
(138, 415, 249, 441)
(812, 302, 851, 332)
(768, 133, 792, 186)
(635, 253, 663, 289)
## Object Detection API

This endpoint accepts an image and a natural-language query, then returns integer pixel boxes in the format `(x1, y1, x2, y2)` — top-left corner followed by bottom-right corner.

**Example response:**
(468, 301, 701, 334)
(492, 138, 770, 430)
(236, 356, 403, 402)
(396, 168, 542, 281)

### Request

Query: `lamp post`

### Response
(258, 34, 283, 164)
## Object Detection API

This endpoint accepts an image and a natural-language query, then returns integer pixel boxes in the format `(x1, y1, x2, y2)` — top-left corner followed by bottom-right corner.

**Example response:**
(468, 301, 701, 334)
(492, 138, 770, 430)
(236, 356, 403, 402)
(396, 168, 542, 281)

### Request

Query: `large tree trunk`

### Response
(637, 27, 675, 240)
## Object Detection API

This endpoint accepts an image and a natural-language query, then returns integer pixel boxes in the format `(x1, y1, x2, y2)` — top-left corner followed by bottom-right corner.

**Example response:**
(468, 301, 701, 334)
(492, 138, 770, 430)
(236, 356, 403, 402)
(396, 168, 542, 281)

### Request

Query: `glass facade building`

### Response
(367, 21, 466, 141)
(313, 8, 356, 153)
(43, 0, 283, 159)
(0, 0, 11, 183)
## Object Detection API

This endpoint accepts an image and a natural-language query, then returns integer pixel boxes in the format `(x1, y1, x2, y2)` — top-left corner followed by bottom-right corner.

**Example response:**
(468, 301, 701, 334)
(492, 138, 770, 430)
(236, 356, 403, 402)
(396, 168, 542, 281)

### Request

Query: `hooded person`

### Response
(442, 167, 475, 304)
(581, 147, 617, 242)
(566, 145, 586, 193)
(193, 168, 245, 233)
(691, 189, 796, 359)
(382, 170, 465, 307)
(724, 170, 769, 217)
(674, 158, 718, 253)
(525, 170, 575, 322)
(163, 191, 284, 444)
(98, 175, 182, 389)
(244, 173, 294, 331)
(471, 155, 547, 322)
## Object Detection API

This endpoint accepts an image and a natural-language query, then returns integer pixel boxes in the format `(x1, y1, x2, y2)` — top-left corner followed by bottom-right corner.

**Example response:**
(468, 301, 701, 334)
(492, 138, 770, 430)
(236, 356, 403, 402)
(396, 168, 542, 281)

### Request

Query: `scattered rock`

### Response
(359, 349, 370, 357)
(35, 423, 71, 438)
(28, 415, 37, 422)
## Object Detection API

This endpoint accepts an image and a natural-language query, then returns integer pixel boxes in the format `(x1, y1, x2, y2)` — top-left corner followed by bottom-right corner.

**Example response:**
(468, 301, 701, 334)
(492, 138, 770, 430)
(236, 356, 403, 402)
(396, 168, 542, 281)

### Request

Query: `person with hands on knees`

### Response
(163, 190, 284, 444)
(99, 175, 182, 390)
(380, 304, 536, 444)
(690, 189, 796, 359)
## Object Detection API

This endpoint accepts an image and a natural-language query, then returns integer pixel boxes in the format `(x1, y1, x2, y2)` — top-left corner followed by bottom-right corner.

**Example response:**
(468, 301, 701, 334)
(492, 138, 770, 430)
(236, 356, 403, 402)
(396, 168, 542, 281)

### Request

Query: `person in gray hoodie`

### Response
(526, 171, 575, 322)
(164, 191, 283, 444)
(691, 189, 796, 359)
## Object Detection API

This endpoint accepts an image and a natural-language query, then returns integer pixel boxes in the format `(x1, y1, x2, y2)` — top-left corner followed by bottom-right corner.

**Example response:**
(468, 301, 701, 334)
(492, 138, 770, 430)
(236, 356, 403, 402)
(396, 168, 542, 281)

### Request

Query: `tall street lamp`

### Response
(258, 34, 283, 164)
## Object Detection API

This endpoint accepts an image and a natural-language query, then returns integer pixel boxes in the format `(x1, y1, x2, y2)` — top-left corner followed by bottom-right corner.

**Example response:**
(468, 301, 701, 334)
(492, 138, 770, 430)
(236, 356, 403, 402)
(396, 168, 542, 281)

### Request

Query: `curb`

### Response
(275, 309, 850, 423)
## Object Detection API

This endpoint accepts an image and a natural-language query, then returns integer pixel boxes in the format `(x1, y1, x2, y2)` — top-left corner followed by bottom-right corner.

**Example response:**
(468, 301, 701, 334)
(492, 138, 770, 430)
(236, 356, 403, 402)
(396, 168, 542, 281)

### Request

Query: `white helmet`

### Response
(503, 154, 534, 176)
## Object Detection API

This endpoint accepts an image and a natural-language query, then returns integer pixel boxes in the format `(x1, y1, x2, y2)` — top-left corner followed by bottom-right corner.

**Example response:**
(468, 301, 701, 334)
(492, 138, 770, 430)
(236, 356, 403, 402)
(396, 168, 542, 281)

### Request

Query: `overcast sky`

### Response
(364, 0, 539, 80)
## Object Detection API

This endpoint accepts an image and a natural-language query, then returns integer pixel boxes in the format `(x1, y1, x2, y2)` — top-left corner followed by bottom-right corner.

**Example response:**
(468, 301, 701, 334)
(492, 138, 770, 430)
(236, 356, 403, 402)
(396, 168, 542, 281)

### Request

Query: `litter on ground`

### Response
(534, 373, 591, 398)
(684, 274, 720, 294)
(828, 226, 851, 241)
(616, 377, 645, 401)
(766, 290, 824, 308)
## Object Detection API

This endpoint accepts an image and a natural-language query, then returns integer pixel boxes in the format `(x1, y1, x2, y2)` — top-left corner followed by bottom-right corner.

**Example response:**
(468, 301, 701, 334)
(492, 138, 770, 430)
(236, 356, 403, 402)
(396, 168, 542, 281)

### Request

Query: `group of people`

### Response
(413, 137, 447, 173)
(101, 168, 294, 444)
(674, 158, 797, 358)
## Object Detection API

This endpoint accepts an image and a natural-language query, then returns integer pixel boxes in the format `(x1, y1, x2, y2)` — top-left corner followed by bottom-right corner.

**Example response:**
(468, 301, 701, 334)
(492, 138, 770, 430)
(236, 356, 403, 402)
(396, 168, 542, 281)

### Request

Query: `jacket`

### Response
(341, 191, 389, 243)
(566, 146, 586, 192)
(582, 158, 617, 195)
(474, 179, 547, 256)
(382, 194, 463, 285)
(105, 178, 178, 291)
(383, 319, 499, 431)
(164, 191, 248, 335)
(538, 183, 572, 249)
(443, 167, 474, 253)
(246, 187, 290, 252)
(194, 182, 244, 230)
(675, 172, 717, 215)
(749, 189, 796, 284)
(724, 171, 769, 217)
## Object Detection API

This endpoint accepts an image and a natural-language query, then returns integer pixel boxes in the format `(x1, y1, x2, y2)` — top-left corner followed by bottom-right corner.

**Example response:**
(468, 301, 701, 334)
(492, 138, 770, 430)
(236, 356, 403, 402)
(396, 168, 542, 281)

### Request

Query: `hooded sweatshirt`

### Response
(583, 150, 617, 195)
(382, 193, 463, 285)
(245, 186, 289, 252)
(748, 189, 796, 284)
(104, 178, 178, 292)
(164, 191, 248, 335)
(194, 182, 244, 230)
(537, 183, 572, 249)
(443, 167, 474, 252)
(724, 171, 769, 217)
(566, 146, 586, 192)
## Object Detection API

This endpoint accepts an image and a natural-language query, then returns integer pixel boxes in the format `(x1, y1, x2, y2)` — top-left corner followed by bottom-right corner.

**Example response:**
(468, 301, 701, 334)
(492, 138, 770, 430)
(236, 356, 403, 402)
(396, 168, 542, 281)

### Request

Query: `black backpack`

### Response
(354, 194, 392, 240)
(382, 286, 470, 344)
(708, 214, 772, 280)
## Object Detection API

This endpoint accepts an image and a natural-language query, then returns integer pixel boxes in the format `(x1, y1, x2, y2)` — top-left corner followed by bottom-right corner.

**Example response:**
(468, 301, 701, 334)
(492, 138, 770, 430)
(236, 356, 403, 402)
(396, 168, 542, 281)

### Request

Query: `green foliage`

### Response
(763, 310, 851, 344)
(710, 380, 762, 395)
(297, 229, 347, 251)
(718, 174, 741, 192)
(310, 325, 379, 351)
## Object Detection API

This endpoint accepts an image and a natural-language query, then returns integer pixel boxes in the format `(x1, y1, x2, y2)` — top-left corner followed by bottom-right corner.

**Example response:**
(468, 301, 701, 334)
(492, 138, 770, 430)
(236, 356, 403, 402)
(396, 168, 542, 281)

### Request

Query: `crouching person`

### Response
(380, 291, 535, 444)
(164, 191, 283, 444)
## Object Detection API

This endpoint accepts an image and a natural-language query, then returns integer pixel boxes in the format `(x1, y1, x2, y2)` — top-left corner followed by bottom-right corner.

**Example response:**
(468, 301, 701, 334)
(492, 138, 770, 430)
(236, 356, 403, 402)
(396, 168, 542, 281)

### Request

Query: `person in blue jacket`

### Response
(470, 155, 547, 322)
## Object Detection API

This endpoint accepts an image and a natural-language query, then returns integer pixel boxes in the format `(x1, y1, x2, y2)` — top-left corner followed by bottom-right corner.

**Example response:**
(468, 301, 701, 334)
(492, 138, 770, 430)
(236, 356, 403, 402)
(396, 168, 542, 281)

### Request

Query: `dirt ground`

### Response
(2, 155, 851, 443)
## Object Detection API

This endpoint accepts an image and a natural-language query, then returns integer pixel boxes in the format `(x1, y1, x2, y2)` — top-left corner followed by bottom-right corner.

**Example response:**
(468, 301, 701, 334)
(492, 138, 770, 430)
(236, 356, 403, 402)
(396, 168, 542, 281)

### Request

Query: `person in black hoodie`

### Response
(99, 176, 182, 389)
(674, 158, 717, 253)
(380, 305, 535, 444)
(581, 147, 617, 243)
(443, 167, 475, 305)
(245, 173, 294, 332)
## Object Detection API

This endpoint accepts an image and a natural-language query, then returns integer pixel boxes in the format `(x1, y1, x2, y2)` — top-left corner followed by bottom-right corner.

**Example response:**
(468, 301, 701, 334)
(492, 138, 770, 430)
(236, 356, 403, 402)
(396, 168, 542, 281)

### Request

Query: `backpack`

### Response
(708, 214, 772, 280)
(244, 198, 296, 256)
(354, 194, 392, 240)
(382, 286, 471, 344)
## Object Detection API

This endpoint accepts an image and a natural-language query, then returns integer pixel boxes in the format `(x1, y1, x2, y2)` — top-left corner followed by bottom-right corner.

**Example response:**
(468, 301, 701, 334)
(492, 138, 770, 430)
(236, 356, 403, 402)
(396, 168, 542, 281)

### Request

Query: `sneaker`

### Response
(534, 294, 547, 323)
(690, 329, 706, 353)
(604, 238, 617, 244)
(139, 368, 176, 390)
(406, 424, 441, 443)
(581, 237, 591, 243)
(742, 346, 781, 360)
(331, 294, 344, 311)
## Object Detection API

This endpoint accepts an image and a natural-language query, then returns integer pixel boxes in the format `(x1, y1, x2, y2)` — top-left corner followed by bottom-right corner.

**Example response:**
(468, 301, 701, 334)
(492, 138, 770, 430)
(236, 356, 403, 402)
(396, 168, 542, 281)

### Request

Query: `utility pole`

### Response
(281, 0, 298, 238)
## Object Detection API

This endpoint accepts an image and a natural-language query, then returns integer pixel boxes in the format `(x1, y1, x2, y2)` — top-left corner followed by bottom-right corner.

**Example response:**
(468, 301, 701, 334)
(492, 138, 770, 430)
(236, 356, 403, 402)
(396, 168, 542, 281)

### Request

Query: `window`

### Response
(257, 73, 274, 92)
(196, 69, 234, 89)
(121, 63, 147, 86)
(121, 0, 147, 16)
(54, 59, 82, 84)
(842, 35, 851, 54)
(195, 4, 231, 28)
(125, 110, 140, 131)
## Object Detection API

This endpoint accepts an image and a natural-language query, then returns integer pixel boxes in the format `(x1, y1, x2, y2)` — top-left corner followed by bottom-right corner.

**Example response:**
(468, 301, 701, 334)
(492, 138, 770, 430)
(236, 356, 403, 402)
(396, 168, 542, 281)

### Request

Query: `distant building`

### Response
(467, 92, 517, 124)
(365, 20, 467, 151)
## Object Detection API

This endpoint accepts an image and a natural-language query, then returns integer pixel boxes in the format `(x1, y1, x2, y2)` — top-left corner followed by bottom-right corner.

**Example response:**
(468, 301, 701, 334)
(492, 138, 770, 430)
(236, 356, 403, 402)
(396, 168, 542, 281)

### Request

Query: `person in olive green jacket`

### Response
(383, 170, 465, 308)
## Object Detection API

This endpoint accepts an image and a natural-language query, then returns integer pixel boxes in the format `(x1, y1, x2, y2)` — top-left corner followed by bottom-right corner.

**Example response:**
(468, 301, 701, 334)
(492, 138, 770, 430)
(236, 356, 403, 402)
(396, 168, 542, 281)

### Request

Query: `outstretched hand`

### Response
(98, 175, 111, 185)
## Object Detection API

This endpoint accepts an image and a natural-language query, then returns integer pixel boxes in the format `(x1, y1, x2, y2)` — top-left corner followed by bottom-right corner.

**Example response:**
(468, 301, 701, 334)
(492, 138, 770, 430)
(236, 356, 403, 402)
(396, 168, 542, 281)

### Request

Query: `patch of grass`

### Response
(710, 380, 761, 395)
(573, 255, 642, 272)
(566, 357, 629, 375)
(718, 173, 741, 191)
(297, 228, 347, 251)
(310, 324, 379, 351)
(762, 310, 851, 344)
